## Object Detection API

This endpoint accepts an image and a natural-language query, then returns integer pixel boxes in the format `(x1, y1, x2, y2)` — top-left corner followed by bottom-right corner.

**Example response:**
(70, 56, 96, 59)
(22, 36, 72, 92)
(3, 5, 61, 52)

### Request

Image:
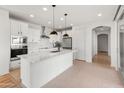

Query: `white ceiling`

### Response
(0, 5, 118, 29)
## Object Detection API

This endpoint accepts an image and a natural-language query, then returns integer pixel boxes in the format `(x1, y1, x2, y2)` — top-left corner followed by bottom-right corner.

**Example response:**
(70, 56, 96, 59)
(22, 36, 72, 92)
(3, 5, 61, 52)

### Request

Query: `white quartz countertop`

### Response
(19, 49, 76, 64)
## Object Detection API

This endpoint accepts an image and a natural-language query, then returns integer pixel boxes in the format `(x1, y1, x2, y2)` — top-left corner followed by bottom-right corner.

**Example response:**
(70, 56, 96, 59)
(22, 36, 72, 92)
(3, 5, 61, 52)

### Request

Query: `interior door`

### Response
(119, 20, 124, 76)
(120, 32, 124, 71)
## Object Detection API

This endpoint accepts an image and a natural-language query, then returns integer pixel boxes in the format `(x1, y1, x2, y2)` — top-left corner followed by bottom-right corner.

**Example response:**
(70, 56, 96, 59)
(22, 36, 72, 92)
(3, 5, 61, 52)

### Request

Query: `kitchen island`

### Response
(20, 49, 74, 88)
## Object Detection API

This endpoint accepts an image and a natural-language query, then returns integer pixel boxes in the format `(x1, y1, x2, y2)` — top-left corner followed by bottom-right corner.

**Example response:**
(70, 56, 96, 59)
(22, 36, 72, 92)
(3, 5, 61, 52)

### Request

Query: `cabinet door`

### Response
(20, 22, 28, 36)
(33, 29, 41, 42)
(10, 20, 20, 36)
(28, 28, 40, 42)
(28, 28, 34, 42)
(10, 60, 20, 69)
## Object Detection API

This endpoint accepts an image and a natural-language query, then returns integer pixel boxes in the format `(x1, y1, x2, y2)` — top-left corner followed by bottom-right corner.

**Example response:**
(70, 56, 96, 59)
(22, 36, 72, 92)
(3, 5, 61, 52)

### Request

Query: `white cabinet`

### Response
(10, 20, 20, 35)
(20, 22, 28, 36)
(10, 60, 20, 70)
(28, 28, 33, 42)
(10, 19, 28, 36)
(28, 28, 41, 42)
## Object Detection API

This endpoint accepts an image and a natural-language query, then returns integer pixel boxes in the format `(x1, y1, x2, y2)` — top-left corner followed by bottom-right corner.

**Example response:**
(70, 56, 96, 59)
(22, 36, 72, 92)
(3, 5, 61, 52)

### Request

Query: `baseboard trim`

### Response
(20, 82, 27, 88)
(74, 59, 86, 62)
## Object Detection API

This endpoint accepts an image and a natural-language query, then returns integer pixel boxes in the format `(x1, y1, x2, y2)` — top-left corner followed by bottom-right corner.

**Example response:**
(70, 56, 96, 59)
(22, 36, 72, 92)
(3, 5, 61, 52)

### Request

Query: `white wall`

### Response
(92, 30, 97, 57)
(72, 26, 86, 60)
(72, 21, 118, 69)
(0, 9, 10, 75)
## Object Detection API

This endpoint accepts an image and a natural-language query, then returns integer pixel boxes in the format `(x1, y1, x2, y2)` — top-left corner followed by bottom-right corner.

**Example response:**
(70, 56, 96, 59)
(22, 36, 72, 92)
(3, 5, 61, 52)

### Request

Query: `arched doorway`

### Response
(92, 26, 111, 66)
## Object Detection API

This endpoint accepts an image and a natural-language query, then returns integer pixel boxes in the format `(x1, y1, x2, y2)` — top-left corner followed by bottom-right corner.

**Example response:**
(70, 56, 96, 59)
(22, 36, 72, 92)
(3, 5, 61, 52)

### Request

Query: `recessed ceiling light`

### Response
(60, 17, 64, 21)
(48, 21, 51, 24)
(29, 14, 34, 18)
(43, 7, 48, 11)
(98, 13, 102, 17)
(71, 24, 73, 26)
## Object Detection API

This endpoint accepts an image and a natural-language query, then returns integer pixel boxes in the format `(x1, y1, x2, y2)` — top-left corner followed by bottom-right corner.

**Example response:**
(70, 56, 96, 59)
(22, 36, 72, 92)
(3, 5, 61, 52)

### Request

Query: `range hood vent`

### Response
(40, 26, 49, 39)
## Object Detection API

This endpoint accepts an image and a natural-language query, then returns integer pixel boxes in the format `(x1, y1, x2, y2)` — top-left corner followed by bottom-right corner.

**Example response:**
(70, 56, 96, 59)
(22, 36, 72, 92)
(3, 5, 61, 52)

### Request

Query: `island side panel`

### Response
(31, 52, 73, 88)
(21, 58, 31, 88)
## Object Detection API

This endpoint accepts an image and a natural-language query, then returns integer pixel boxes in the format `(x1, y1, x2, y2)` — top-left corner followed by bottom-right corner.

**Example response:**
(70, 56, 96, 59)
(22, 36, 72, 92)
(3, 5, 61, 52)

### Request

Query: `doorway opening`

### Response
(92, 26, 111, 67)
(98, 34, 108, 53)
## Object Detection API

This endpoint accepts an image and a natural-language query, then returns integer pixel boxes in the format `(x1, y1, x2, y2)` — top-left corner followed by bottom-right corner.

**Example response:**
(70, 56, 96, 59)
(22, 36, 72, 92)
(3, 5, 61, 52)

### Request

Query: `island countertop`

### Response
(20, 49, 75, 87)
(19, 49, 76, 64)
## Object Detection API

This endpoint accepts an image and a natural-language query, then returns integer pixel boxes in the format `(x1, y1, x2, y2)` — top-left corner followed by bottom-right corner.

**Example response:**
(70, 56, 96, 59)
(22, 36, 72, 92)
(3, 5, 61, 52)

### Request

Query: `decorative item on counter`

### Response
(54, 41, 62, 52)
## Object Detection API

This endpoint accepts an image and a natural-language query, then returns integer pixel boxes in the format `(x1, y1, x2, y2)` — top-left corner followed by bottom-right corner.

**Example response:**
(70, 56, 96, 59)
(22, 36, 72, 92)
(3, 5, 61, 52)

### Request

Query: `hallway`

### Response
(92, 52, 111, 67)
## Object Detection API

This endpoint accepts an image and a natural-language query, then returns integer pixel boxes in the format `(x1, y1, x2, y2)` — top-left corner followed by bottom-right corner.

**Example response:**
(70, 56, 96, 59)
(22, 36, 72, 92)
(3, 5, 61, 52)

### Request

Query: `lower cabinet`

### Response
(10, 48, 28, 70)
(10, 60, 20, 70)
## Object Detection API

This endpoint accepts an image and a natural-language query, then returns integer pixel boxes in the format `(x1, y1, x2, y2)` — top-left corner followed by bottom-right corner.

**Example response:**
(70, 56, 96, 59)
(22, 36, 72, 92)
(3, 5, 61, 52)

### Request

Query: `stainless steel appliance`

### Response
(11, 36, 28, 58)
(62, 37, 72, 49)
(11, 36, 27, 45)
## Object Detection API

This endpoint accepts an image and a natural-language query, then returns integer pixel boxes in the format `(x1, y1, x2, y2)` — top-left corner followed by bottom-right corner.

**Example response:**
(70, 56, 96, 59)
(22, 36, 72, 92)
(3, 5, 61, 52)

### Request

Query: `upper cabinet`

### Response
(10, 20, 20, 35)
(10, 19, 28, 36)
(20, 22, 28, 36)
(28, 28, 41, 42)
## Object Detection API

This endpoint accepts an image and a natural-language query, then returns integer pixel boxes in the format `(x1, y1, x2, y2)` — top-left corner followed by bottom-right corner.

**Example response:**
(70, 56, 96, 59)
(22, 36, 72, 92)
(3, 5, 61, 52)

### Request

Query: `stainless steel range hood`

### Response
(40, 26, 49, 39)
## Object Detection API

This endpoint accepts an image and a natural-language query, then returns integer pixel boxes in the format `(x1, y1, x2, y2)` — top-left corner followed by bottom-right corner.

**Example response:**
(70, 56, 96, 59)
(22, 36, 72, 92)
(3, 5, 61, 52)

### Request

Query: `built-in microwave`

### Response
(11, 36, 20, 44)
(11, 36, 27, 44)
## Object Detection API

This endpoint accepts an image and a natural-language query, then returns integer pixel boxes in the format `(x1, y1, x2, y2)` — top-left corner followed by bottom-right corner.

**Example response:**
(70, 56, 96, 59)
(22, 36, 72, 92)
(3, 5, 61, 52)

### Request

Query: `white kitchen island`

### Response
(20, 49, 74, 88)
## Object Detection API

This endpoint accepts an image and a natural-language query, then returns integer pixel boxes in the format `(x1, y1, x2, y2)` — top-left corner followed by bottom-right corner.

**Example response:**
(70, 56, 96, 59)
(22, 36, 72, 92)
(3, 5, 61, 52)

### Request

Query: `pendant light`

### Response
(50, 5, 58, 35)
(63, 13, 69, 37)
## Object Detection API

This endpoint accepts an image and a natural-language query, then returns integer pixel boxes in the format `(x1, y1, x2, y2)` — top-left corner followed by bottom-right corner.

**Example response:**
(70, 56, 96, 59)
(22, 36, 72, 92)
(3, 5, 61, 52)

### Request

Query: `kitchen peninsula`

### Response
(20, 49, 74, 88)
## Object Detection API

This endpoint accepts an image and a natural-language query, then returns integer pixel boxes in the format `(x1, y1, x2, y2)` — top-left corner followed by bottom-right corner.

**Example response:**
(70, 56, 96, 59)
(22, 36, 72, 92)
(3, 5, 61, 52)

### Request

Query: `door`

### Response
(120, 32, 124, 72)
(98, 34, 108, 53)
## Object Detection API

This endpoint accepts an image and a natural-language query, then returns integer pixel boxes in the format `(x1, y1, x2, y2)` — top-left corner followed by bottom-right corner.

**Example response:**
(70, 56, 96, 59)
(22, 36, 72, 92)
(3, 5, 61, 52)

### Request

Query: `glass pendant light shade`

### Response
(50, 5, 58, 35)
(63, 13, 69, 38)
(63, 33, 69, 37)
(50, 30, 57, 35)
